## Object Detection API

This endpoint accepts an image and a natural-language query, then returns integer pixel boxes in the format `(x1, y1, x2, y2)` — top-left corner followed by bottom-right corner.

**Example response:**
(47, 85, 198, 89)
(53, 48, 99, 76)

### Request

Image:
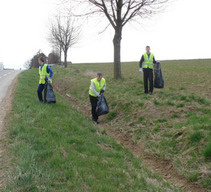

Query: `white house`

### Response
(0, 62, 4, 70)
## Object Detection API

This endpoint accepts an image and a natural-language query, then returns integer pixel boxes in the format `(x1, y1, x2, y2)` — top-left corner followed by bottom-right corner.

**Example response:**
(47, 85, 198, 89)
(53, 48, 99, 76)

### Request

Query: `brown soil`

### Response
(55, 85, 209, 192)
(0, 76, 19, 190)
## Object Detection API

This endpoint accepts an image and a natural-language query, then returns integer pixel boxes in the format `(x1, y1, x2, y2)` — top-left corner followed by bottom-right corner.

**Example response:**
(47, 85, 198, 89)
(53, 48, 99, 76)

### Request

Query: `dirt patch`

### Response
(55, 87, 209, 192)
(104, 129, 209, 192)
(84, 70, 96, 78)
(0, 76, 19, 190)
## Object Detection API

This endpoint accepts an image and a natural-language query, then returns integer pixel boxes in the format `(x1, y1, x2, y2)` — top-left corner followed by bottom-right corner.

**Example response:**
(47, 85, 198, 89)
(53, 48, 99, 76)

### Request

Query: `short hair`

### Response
(146, 46, 150, 49)
(97, 72, 103, 77)
(38, 56, 45, 62)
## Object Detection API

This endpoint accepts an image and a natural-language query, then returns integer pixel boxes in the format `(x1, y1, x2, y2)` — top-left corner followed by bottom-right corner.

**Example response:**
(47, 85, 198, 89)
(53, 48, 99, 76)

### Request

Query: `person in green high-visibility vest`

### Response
(139, 46, 157, 94)
(37, 56, 53, 102)
(89, 73, 106, 124)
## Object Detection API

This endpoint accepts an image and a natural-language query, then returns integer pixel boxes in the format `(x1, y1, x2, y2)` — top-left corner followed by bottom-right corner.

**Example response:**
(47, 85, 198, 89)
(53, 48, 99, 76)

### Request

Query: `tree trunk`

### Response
(59, 46, 62, 64)
(64, 51, 67, 68)
(113, 26, 122, 79)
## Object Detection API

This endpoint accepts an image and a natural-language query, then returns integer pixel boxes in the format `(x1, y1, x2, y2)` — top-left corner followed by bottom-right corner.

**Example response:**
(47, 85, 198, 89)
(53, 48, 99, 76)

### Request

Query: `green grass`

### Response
(107, 111, 118, 120)
(189, 131, 204, 143)
(176, 103, 185, 108)
(3, 70, 181, 191)
(51, 59, 211, 189)
(171, 113, 179, 119)
(204, 142, 211, 160)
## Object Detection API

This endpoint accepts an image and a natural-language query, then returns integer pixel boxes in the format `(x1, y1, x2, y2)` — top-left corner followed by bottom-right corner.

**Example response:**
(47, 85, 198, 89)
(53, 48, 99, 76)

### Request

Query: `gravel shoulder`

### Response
(0, 74, 20, 190)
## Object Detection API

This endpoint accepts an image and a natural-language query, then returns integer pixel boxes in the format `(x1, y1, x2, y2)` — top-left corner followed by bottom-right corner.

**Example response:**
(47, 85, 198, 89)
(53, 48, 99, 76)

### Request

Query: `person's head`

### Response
(38, 56, 45, 65)
(146, 46, 150, 54)
(97, 72, 103, 81)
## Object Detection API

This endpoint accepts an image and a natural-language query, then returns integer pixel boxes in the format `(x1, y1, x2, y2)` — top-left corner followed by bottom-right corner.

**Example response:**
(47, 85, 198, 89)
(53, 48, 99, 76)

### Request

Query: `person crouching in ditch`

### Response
(89, 73, 106, 124)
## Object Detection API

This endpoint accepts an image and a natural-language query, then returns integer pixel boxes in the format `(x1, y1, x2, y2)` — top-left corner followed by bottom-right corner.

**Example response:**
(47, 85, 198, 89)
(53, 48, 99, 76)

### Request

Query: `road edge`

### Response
(0, 73, 21, 190)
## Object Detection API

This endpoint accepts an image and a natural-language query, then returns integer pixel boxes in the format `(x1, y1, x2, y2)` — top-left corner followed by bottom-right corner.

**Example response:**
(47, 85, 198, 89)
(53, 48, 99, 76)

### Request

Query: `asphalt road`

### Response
(0, 70, 22, 103)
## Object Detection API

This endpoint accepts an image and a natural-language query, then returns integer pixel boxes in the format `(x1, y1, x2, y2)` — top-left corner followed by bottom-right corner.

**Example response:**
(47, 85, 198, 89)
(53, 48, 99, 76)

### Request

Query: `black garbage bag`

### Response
(44, 80, 56, 104)
(96, 94, 109, 116)
(154, 62, 164, 88)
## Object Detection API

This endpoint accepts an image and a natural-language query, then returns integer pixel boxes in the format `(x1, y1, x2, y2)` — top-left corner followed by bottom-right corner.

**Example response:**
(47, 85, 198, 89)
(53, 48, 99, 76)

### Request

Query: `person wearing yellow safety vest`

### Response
(89, 73, 106, 124)
(139, 46, 157, 95)
(37, 56, 54, 102)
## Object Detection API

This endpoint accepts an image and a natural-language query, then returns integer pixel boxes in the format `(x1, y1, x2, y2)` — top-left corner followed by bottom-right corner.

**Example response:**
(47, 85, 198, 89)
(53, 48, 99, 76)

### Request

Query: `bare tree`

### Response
(49, 16, 80, 68)
(48, 50, 60, 64)
(51, 42, 62, 64)
(24, 59, 31, 70)
(69, 0, 169, 79)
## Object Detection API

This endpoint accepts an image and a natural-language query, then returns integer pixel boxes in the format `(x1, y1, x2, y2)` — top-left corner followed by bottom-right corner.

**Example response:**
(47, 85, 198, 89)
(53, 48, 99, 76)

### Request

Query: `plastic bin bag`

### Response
(96, 94, 109, 116)
(154, 62, 164, 88)
(44, 81, 56, 104)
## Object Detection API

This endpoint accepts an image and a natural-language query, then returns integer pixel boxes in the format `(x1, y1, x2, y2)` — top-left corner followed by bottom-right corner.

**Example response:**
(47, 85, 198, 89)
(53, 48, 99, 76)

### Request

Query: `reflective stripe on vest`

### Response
(39, 64, 50, 84)
(89, 78, 106, 97)
(142, 53, 154, 69)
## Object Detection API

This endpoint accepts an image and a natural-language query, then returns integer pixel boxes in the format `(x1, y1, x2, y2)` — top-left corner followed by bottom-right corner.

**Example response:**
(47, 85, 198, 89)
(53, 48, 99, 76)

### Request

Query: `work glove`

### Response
(100, 89, 105, 94)
(48, 78, 51, 83)
(139, 68, 143, 74)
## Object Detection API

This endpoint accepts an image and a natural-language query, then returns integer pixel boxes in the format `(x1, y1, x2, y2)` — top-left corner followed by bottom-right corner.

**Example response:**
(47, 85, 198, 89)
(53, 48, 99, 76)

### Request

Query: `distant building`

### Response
(0, 62, 4, 70)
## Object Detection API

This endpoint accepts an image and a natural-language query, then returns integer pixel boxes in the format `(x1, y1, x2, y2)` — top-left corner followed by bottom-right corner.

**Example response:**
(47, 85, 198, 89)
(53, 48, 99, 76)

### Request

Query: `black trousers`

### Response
(143, 68, 153, 93)
(89, 95, 98, 121)
(37, 84, 45, 102)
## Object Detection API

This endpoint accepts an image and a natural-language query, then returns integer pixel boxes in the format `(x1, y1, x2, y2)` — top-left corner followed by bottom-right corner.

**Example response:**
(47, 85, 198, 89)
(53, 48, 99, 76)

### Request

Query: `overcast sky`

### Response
(0, 0, 210, 69)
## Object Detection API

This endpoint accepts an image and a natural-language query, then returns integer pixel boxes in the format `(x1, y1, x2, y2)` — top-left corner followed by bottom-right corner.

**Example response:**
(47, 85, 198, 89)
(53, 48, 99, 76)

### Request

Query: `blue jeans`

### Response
(37, 84, 45, 102)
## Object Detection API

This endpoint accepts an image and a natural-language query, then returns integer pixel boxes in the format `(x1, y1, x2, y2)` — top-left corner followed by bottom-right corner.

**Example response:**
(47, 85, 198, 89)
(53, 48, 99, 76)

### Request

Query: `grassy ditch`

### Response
(53, 59, 211, 189)
(3, 69, 181, 191)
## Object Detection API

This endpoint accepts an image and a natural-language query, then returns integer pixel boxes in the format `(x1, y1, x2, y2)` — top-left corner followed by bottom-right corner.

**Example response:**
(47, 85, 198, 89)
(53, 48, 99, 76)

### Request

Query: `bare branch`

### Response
(48, 15, 81, 67)
(66, 0, 171, 78)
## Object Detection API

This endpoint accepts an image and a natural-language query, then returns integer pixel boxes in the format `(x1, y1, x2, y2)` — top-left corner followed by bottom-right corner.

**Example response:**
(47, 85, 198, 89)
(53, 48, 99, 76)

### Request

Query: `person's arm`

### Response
(47, 66, 54, 78)
(100, 82, 106, 93)
(153, 56, 156, 64)
(102, 82, 106, 91)
(91, 81, 100, 97)
(139, 55, 144, 68)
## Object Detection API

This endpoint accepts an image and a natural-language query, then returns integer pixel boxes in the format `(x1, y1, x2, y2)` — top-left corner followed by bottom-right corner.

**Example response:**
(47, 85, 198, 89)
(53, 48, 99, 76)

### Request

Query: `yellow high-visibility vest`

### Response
(89, 78, 106, 97)
(39, 64, 51, 84)
(142, 53, 154, 69)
